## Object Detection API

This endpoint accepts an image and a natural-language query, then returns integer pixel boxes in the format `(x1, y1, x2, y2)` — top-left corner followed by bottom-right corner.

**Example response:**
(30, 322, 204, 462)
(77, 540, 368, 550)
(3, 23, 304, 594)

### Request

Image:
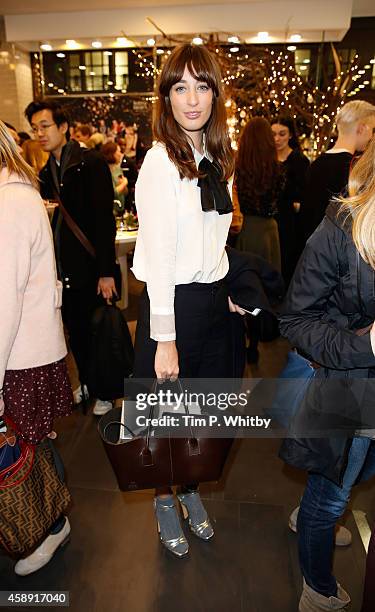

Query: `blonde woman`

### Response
(278, 135, 375, 611)
(0, 120, 73, 575)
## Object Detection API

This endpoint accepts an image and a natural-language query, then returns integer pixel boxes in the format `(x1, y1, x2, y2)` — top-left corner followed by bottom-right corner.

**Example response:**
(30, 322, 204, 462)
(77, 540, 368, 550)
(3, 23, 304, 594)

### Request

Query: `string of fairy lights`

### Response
(132, 41, 375, 158)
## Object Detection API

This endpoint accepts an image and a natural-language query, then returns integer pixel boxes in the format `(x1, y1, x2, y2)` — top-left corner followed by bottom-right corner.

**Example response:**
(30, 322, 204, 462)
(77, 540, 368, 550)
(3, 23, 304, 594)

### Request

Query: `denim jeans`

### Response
(298, 437, 375, 597)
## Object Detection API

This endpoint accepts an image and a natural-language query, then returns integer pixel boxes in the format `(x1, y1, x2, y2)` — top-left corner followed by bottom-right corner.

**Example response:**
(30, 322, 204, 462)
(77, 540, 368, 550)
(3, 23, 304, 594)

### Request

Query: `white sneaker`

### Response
(14, 517, 70, 576)
(289, 506, 352, 546)
(73, 384, 89, 405)
(93, 399, 113, 416)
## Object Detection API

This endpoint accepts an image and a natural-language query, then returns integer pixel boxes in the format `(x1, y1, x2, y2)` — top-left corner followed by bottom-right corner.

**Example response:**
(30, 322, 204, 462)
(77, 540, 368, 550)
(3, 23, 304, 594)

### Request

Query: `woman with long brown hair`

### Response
(131, 43, 240, 557)
(235, 116, 284, 362)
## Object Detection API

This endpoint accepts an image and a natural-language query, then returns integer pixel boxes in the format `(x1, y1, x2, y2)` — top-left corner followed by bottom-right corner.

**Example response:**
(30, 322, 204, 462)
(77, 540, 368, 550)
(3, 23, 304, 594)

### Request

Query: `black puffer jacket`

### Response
(278, 201, 375, 485)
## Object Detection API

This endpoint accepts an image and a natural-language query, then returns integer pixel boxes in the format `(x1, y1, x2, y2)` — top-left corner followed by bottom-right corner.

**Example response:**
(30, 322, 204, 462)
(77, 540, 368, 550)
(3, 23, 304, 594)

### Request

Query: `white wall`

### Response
(0, 45, 33, 131)
(5, 0, 352, 42)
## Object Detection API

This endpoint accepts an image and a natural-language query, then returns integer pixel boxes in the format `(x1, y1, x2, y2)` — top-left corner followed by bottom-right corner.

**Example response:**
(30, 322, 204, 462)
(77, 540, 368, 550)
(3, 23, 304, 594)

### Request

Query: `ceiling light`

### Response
(228, 36, 239, 44)
(358, 84, 365, 89)
(192, 37, 203, 45)
(66, 39, 78, 48)
(257, 32, 269, 42)
(287, 45, 296, 52)
(57, 88, 65, 93)
(156, 49, 164, 55)
(363, 80, 370, 85)
(48, 82, 54, 87)
(230, 47, 239, 53)
(290, 34, 302, 42)
(358, 70, 365, 74)
(56, 52, 65, 58)
(104, 51, 113, 56)
(78, 65, 86, 70)
(92, 40, 102, 49)
(40, 44, 52, 51)
(299, 65, 307, 71)
(89, 71, 95, 76)
(364, 64, 371, 69)
(370, 59, 375, 64)
(107, 81, 114, 85)
(147, 38, 156, 46)
(303, 59, 310, 64)
(116, 37, 128, 45)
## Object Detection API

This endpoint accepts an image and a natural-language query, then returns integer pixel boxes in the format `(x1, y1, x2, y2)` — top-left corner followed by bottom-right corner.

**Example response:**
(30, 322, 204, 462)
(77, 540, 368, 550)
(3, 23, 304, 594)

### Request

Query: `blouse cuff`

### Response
(150, 312, 176, 342)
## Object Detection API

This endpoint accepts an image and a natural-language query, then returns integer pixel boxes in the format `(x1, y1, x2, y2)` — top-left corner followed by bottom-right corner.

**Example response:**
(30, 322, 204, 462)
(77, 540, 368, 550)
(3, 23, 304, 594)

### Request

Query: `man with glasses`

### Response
(25, 99, 117, 415)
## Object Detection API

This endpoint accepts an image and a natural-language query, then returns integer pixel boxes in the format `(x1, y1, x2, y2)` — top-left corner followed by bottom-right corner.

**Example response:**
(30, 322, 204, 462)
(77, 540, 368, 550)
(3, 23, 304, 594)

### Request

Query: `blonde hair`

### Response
(22, 138, 49, 174)
(340, 137, 375, 268)
(336, 100, 375, 134)
(0, 120, 38, 187)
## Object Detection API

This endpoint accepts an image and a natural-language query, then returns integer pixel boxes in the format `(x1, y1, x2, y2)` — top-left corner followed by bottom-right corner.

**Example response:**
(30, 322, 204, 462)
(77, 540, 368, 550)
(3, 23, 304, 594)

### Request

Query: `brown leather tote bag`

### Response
(98, 381, 234, 491)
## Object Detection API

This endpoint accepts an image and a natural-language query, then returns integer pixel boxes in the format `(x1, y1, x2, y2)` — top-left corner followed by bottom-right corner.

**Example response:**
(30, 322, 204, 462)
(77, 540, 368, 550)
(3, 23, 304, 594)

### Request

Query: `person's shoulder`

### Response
(0, 175, 44, 223)
(140, 143, 177, 174)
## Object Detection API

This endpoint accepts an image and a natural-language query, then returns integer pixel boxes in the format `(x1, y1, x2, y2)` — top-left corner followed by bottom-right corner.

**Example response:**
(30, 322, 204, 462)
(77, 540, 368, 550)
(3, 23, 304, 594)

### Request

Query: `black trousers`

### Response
(133, 280, 231, 379)
(62, 284, 102, 388)
(134, 280, 231, 495)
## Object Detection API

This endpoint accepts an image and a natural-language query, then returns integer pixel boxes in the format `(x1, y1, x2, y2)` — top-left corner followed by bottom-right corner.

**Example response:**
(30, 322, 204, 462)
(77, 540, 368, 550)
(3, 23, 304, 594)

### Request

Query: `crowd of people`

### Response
(1, 40, 375, 611)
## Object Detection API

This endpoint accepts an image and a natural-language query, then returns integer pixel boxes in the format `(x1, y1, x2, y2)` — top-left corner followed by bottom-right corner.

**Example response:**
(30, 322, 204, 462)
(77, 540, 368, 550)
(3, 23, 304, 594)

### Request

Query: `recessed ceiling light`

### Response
(116, 37, 128, 45)
(287, 45, 297, 52)
(40, 44, 52, 51)
(290, 34, 302, 43)
(66, 39, 79, 49)
(57, 88, 65, 93)
(104, 51, 113, 56)
(147, 38, 156, 46)
(56, 52, 65, 58)
(303, 59, 310, 64)
(156, 49, 164, 55)
(230, 47, 239, 53)
(192, 37, 203, 45)
(89, 71, 96, 76)
(79, 65, 86, 70)
(257, 32, 269, 42)
(228, 36, 239, 44)
(48, 82, 54, 87)
(92, 40, 102, 49)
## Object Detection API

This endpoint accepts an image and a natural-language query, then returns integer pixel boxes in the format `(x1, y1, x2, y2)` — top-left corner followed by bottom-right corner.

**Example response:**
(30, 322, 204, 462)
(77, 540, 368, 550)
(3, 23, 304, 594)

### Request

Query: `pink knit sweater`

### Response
(0, 168, 67, 388)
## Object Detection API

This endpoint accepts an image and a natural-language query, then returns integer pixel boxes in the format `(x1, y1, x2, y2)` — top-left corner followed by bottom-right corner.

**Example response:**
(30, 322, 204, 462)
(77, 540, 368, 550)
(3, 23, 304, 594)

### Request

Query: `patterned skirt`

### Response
(3, 359, 73, 445)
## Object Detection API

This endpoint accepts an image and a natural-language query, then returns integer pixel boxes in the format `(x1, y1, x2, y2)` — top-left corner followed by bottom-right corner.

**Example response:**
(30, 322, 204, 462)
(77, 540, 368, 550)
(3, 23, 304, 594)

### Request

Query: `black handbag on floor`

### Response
(87, 303, 134, 400)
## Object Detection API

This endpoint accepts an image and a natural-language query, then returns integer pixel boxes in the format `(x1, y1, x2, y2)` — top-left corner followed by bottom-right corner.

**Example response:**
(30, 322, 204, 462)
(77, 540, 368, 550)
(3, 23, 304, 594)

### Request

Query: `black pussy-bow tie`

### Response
(197, 157, 233, 215)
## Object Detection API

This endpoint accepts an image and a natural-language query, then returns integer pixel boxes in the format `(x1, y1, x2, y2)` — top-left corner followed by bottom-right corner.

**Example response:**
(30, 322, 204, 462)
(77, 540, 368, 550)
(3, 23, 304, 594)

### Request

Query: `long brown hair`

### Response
(153, 44, 234, 181)
(0, 120, 38, 187)
(235, 117, 280, 213)
(339, 136, 375, 268)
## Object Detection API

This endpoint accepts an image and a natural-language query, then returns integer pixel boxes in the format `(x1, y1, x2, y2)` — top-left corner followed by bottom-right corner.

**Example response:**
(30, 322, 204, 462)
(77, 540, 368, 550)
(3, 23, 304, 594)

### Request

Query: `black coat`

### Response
(278, 201, 375, 484)
(40, 140, 116, 290)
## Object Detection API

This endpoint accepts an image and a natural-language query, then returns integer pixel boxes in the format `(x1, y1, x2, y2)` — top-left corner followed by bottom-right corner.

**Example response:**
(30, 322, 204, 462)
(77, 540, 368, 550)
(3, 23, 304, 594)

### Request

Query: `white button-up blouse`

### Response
(131, 142, 232, 341)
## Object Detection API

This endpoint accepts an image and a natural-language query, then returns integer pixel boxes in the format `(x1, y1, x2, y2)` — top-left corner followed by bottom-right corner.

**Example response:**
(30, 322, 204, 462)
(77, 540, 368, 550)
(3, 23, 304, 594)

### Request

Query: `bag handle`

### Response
(51, 188, 96, 259)
(142, 379, 200, 465)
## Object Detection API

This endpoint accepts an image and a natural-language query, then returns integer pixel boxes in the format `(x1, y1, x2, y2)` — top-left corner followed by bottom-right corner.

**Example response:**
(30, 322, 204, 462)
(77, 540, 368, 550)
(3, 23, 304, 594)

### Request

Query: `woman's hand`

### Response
(116, 175, 128, 195)
(228, 296, 246, 315)
(155, 341, 179, 382)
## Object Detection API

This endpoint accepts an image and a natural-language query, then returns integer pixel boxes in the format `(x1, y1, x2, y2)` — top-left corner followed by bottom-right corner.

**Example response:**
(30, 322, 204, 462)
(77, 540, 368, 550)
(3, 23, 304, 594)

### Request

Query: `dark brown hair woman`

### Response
(235, 116, 284, 363)
(131, 43, 241, 558)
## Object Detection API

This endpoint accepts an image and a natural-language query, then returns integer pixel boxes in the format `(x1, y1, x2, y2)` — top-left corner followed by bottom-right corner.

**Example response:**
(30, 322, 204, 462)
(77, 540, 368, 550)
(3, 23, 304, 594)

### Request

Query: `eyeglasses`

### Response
(31, 123, 56, 135)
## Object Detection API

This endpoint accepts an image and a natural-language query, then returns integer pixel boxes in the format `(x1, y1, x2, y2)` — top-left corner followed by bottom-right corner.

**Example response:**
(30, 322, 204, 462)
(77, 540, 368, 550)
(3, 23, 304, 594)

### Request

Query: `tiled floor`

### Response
(1, 267, 374, 611)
